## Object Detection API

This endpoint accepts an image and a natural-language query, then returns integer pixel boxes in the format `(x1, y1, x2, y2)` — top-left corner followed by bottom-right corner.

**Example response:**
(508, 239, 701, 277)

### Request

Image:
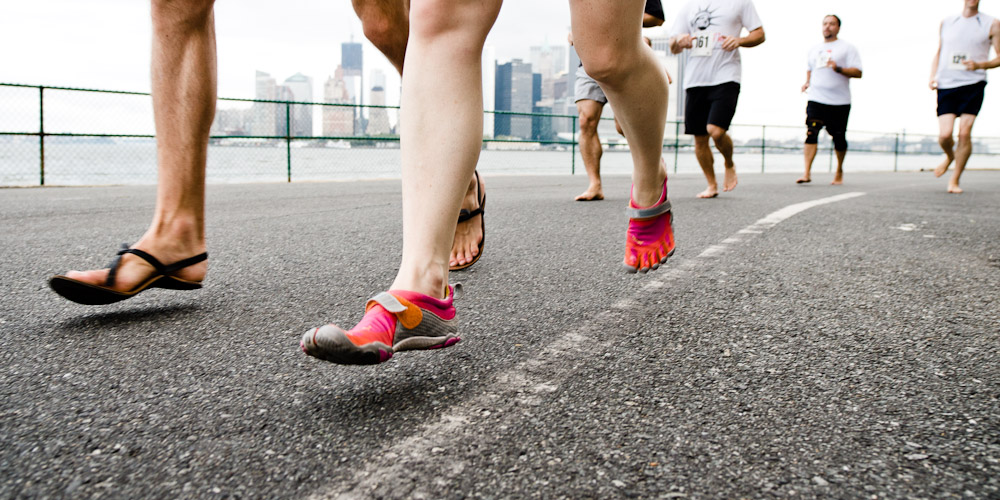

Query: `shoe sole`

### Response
(300, 327, 461, 366)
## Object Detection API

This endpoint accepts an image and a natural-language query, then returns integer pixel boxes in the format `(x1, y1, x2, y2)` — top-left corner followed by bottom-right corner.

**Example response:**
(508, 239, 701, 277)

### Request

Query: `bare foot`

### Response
(934, 157, 953, 178)
(697, 186, 719, 199)
(795, 176, 811, 184)
(723, 167, 738, 192)
(574, 186, 604, 201)
(63, 238, 207, 292)
(450, 173, 485, 269)
(831, 175, 843, 185)
(947, 184, 963, 194)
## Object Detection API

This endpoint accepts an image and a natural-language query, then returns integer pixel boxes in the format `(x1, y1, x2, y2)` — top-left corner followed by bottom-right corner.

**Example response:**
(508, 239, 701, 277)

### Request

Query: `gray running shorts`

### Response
(574, 65, 607, 104)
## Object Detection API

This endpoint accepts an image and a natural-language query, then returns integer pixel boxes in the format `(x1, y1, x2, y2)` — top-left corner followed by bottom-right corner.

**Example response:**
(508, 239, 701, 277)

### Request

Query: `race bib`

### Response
(816, 50, 832, 69)
(690, 31, 719, 57)
(948, 52, 971, 70)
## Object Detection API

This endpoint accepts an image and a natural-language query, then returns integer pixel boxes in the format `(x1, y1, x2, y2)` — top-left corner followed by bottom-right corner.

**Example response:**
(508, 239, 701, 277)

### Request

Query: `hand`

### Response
(675, 34, 694, 49)
(719, 35, 740, 51)
(929, 79, 938, 90)
(567, 32, 574, 46)
(963, 60, 979, 71)
(801, 82, 810, 93)
(826, 60, 838, 70)
(666, 71, 673, 85)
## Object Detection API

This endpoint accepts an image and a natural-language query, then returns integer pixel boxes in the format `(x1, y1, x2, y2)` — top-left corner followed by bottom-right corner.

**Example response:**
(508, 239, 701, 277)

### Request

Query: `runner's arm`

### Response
(669, 34, 693, 54)
(830, 63, 862, 78)
(739, 27, 765, 48)
(801, 70, 811, 93)
(968, 19, 1000, 70)
(930, 21, 942, 90)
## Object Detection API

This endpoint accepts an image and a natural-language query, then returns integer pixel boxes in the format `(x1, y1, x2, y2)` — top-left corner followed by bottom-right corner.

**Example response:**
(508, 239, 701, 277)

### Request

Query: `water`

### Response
(0, 140, 987, 187)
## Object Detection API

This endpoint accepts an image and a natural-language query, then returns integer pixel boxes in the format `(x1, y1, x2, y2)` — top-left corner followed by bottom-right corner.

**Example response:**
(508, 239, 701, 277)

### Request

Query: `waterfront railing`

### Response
(1, 82, 997, 186)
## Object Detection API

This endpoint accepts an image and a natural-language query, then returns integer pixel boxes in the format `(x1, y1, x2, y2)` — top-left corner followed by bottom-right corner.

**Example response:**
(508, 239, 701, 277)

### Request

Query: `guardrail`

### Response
(1, 82, 997, 186)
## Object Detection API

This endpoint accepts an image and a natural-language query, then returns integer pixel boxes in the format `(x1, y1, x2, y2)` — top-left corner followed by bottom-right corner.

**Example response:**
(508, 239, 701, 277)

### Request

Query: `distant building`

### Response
(283, 73, 314, 137)
(324, 65, 355, 136)
(494, 59, 533, 139)
(210, 107, 252, 136)
(482, 44, 496, 138)
(252, 71, 277, 137)
(274, 85, 294, 136)
(366, 85, 391, 136)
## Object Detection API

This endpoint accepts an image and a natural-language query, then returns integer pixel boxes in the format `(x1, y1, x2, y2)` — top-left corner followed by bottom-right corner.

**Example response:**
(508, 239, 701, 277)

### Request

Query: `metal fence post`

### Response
(571, 115, 576, 175)
(760, 125, 766, 173)
(39, 86, 45, 186)
(894, 132, 900, 172)
(673, 121, 680, 174)
(285, 101, 292, 182)
(828, 145, 834, 172)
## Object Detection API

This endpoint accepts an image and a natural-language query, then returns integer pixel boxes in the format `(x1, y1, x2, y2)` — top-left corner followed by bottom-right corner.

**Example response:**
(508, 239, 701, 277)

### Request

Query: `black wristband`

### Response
(834, 66, 843, 74)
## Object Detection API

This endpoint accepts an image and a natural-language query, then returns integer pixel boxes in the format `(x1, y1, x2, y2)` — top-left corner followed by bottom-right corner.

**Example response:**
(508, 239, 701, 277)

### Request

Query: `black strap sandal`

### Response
(450, 170, 486, 271)
(49, 243, 208, 305)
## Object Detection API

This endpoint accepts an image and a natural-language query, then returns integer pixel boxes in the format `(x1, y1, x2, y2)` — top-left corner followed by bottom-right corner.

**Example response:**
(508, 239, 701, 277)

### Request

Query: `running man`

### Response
(572, 0, 665, 201)
(930, 0, 1000, 194)
(669, 0, 764, 199)
(798, 15, 863, 186)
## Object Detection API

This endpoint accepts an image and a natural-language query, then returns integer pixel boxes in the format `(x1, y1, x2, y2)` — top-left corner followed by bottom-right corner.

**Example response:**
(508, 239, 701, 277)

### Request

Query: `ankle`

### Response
(391, 262, 449, 299)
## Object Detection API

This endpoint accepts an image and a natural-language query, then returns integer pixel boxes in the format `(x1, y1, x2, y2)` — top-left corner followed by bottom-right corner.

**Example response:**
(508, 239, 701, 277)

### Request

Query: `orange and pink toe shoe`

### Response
(623, 178, 675, 273)
(301, 285, 461, 365)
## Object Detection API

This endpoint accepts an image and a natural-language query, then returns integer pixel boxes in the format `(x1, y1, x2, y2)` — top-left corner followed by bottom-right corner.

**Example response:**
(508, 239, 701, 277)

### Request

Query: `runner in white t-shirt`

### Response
(930, 0, 1000, 194)
(668, 0, 765, 199)
(797, 15, 863, 186)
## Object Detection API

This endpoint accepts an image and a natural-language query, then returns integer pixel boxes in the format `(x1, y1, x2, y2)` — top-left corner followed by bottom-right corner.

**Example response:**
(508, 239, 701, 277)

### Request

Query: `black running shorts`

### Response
(684, 82, 740, 136)
(937, 81, 987, 117)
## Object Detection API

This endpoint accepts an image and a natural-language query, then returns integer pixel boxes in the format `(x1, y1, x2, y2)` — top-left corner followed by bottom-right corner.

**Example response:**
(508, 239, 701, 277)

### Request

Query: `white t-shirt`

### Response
(669, 0, 763, 89)
(936, 12, 995, 89)
(806, 39, 862, 106)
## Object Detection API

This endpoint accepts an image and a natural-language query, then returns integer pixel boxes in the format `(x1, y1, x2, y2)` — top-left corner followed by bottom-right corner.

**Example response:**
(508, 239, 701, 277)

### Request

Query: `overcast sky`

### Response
(2, 0, 999, 139)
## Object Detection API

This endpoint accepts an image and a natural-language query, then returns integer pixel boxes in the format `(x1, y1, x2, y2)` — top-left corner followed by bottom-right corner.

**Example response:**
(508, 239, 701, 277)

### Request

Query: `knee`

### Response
(408, 0, 495, 48)
(957, 131, 972, 144)
(151, 0, 215, 28)
(832, 134, 848, 151)
(578, 112, 600, 134)
(694, 136, 711, 148)
(706, 125, 726, 142)
(939, 133, 954, 145)
(578, 47, 632, 86)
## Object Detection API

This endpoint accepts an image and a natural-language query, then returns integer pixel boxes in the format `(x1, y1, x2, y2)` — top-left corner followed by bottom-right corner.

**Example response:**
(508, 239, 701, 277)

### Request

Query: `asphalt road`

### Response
(1, 170, 998, 499)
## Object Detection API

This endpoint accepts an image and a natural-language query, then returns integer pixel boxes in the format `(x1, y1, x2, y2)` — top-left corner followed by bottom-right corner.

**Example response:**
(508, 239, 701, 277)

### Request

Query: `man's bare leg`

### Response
(63, 0, 215, 291)
(390, 0, 501, 297)
(353, 0, 483, 269)
(935, 114, 957, 177)
(694, 135, 718, 198)
(832, 149, 846, 185)
(575, 99, 605, 201)
(798, 143, 817, 183)
(707, 124, 737, 192)
(949, 114, 977, 193)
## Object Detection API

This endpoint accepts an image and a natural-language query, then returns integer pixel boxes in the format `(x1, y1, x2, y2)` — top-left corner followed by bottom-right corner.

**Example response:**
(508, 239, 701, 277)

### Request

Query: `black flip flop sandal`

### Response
(49, 243, 207, 305)
(450, 171, 485, 272)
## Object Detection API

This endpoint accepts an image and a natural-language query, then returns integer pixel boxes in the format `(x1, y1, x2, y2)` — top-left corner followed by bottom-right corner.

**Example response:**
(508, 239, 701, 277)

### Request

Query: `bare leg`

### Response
(390, 0, 502, 297)
(707, 124, 737, 192)
(575, 99, 605, 201)
(949, 114, 977, 193)
(936, 114, 957, 177)
(353, 0, 483, 269)
(694, 135, 717, 198)
(798, 143, 817, 183)
(832, 149, 846, 185)
(570, 0, 667, 207)
(63, 0, 215, 290)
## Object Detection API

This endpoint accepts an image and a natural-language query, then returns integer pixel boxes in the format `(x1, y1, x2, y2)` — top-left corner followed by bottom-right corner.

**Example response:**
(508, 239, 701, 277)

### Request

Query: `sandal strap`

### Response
(104, 243, 207, 287)
(457, 206, 484, 223)
(626, 199, 672, 220)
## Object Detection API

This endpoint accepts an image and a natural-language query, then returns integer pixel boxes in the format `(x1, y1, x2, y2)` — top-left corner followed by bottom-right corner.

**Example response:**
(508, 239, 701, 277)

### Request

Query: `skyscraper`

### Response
(283, 73, 314, 137)
(342, 40, 364, 133)
(253, 71, 277, 137)
(324, 65, 355, 136)
(494, 59, 533, 139)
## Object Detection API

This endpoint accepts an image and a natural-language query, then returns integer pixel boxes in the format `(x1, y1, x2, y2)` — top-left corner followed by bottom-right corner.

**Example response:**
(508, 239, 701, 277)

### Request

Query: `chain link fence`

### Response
(1, 82, 997, 186)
